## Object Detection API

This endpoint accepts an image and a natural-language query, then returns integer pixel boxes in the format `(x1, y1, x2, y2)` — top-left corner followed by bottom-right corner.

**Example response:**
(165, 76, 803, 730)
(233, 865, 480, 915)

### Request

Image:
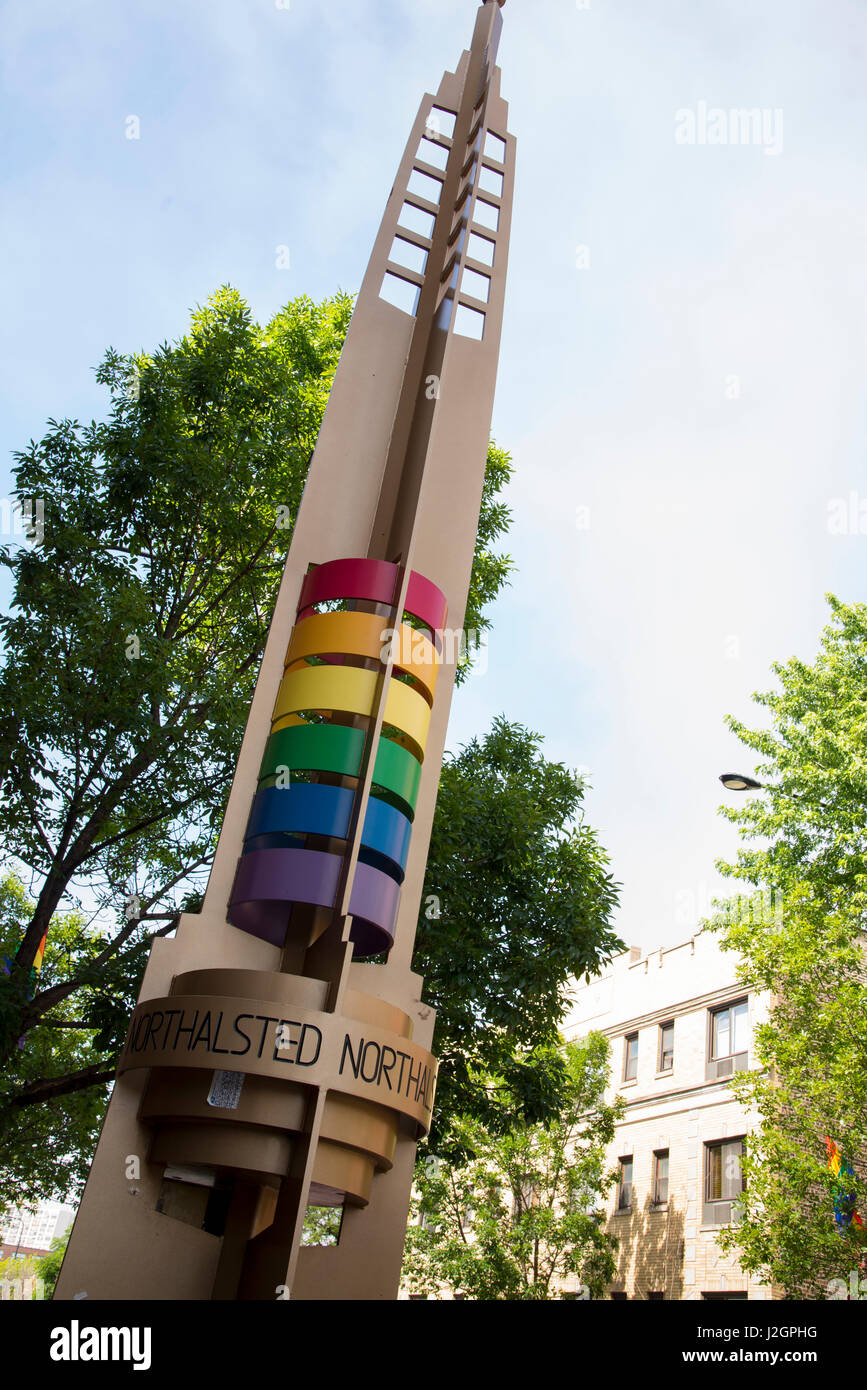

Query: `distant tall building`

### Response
(57, 1, 514, 1301)
(565, 931, 775, 1300)
(0, 1200, 74, 1260)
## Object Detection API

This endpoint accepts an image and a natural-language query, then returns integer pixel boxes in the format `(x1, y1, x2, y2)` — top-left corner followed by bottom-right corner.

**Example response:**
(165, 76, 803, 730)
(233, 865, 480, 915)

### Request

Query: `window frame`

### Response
(652, 1149, 669, 1206)
(708, 997, 749, 1061)
(616, 1156, 634, 1211)
(658, 1020, 675, 1073)
(703, 1136, 746, 1227)
(623, 1032, 639, 1082)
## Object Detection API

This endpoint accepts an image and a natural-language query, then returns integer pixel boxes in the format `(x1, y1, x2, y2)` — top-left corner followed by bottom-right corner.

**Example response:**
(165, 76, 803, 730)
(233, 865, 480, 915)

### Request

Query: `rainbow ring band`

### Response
(228, 558, 447, 958)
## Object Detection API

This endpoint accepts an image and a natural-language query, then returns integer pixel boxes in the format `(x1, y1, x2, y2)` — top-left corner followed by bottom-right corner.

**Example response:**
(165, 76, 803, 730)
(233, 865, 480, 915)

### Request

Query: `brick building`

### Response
(564, 929, 775, 1300)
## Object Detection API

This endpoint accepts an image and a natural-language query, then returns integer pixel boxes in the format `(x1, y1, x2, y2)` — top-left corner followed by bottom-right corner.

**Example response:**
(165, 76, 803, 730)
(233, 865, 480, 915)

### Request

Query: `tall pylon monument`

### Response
(57, 0, 514, 1302)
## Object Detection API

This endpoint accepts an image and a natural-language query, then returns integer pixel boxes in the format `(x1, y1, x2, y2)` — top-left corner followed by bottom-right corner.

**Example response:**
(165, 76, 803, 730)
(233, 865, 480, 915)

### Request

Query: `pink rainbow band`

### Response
(297, 558, 448, 634)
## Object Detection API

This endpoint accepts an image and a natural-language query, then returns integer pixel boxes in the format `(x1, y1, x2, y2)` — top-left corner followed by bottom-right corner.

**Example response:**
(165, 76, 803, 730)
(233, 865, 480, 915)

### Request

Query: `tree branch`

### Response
(5, 1062, 115, 1108)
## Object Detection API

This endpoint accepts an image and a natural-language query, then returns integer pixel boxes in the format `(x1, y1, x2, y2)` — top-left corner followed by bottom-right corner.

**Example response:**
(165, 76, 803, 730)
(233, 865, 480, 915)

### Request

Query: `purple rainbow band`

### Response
(228, 848, 400, 958)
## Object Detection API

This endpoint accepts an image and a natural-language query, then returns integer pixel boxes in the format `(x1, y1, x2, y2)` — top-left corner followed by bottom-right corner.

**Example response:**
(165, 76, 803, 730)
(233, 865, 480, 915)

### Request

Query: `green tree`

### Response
(402, 1035, 621, 1300)
(34, 1226, 72, 1299)
(0, 1252, 42, 1299)
(0, 874, 118, 1206)
(301, 1205, 342, 1248)
(718, 594, 867, 897)
(710, 595, 867, 1296)
(414, 717, 621, 1153)
(0, 286, 514, 1204)
(712, 885, 867, 1298)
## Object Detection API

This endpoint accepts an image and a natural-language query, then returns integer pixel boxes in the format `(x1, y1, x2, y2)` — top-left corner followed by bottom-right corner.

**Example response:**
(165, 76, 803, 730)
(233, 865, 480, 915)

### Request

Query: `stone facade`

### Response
(564, 930, 774, 1300)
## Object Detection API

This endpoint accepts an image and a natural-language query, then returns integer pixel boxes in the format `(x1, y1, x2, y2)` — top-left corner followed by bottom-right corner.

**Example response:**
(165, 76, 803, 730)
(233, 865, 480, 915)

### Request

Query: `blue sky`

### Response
(2, 0, 866, 950)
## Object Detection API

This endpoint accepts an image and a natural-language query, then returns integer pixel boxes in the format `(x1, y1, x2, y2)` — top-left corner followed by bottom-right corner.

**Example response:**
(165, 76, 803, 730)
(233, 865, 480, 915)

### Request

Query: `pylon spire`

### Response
(57, 0, 515, 1303)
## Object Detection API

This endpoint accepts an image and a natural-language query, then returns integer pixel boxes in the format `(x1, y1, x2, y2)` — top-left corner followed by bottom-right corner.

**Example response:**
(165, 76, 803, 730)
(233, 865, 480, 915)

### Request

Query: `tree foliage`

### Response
(414, 717, 621, 1154)
(402, 1034, 621, 1300)
(712, 886, 867, 1297)
(718, 594, 867, 896)
(0, 287, 353, 1012)
(463, 441, 512, 671)
(710, 595, 867, 1295)
(0, 874, 122, 1205)
(0, 1251, 43, 1298)
(34, 1227, 72, 1299)
(0, 286, 515, 1204)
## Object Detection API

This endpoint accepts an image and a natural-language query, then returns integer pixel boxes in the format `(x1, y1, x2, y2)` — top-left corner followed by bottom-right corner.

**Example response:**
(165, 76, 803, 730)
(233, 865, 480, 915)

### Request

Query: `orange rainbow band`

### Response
(284, 610, 439, 704)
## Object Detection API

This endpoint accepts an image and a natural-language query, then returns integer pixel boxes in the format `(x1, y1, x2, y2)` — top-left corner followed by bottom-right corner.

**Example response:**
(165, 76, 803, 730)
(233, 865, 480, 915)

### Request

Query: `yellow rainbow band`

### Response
(271, 664, 431, 762)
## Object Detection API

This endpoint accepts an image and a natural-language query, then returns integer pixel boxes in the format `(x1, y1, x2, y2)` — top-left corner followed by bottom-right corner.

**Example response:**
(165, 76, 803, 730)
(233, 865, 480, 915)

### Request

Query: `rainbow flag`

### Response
(2, 931, 48, 981)
(2, 931, 50, 1048)
(826, 1136, 864, 1233)
(32, 931, 48, 976)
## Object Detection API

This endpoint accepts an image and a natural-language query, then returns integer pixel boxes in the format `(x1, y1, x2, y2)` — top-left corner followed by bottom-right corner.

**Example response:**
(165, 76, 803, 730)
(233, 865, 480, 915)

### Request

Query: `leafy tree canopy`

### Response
(718, 594, 867, 897)
(0, 874, 122, 1205)
(712, 884, 867, 1297)
(710, 596, 867, 1295)
(414, 717, 622, 1155)
(34, 1226, 72, 1299)
(402, 1034, 621, 1300)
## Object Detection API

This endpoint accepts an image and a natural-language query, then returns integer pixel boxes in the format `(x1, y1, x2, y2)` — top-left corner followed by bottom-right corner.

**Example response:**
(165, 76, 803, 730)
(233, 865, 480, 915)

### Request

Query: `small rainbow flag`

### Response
(2, 931, 50, 1049)
(32, 931, 48, 976)
(826, 1136, 865, 1233)
(2, 932, 49, 981)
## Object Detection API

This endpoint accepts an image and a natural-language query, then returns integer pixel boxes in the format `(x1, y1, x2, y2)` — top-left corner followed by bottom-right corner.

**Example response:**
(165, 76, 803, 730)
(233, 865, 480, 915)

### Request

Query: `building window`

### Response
(623, 1033, 638, 1081)
(711, 999, 748, 1057)
(617, 1157, 633, 1210)
(710, 999, 748, 1059)
(658, 1021, 674, 1072)
(610, 1290, 628, 1300)
(648, 1291, 665, 1301)
(707, 1138, 744, 1199)
(707, 999, 749, 1079)
(653, 1150, 669, 1205)
(704, 1138, 745, 1226)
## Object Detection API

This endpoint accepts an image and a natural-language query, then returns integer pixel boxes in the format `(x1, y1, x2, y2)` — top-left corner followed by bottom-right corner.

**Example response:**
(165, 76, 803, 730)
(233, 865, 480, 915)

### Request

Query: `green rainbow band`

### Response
(258, 723, 422, 820)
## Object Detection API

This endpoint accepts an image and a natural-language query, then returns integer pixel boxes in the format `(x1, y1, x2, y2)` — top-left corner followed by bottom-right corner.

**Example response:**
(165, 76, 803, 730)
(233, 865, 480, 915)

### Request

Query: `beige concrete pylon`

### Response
(56, 0, 514, 1302)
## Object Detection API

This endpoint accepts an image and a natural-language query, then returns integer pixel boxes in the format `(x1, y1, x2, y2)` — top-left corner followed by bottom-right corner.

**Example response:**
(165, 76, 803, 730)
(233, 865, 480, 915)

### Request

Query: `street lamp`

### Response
(719, 773, 765, 792)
